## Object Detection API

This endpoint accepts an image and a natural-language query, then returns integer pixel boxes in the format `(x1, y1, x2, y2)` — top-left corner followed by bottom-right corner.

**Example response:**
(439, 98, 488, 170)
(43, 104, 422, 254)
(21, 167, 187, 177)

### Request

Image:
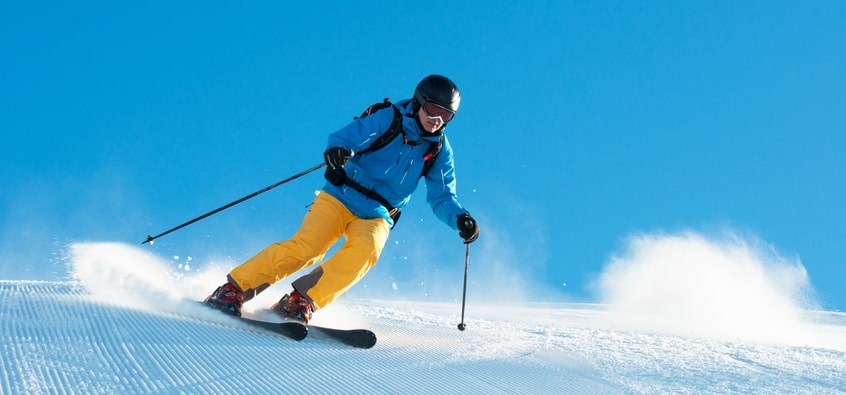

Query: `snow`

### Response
(1, 242, 845, 394)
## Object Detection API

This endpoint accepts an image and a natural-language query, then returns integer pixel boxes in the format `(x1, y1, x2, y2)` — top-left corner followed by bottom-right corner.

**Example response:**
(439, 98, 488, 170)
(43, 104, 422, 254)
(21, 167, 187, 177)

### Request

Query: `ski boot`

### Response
(272, 290, 314, 324)
(205, 281, 244, 317)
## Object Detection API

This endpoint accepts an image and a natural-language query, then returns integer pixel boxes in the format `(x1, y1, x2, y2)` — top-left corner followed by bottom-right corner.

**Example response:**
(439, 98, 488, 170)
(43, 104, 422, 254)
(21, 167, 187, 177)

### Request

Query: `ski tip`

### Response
(309, 326, 377, 349)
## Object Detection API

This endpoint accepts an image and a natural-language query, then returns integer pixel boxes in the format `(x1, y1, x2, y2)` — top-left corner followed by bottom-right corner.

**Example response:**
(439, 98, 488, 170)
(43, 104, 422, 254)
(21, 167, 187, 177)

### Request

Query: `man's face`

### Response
(417, 106, 444, 133)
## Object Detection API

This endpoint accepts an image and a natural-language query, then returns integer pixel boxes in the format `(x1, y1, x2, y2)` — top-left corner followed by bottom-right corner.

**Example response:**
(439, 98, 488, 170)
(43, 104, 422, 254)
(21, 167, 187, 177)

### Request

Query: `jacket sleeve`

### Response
(423, 136, 469, 230)
(326, 107, 395, 153)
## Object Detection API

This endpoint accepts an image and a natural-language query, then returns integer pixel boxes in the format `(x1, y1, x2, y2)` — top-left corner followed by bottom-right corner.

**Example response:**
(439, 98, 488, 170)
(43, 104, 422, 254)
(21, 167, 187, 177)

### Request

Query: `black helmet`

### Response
(414, 75, 460, 114)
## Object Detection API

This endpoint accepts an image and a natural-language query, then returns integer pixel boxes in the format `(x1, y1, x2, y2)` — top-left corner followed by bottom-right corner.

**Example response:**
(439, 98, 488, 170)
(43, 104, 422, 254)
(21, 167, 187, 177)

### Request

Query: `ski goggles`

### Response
(422, 101, 456, 123)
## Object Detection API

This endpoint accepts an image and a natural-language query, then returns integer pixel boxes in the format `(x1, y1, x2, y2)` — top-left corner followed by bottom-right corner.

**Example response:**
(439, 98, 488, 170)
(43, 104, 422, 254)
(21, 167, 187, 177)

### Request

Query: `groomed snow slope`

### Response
(2, 241, 845, 394)
(3, 280, 845, 394)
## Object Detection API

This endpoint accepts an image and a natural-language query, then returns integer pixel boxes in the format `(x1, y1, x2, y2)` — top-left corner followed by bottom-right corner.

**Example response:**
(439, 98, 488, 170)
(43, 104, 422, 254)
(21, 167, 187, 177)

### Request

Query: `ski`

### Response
(307, 325, 377, 349)
(264, 308, 378, 349)
(237, 314, 376, 348)
(202, 302, 376, 348)
(241, 315, 376, 348)
(237, 316, 309, 341)
(200, 301, 309, 341)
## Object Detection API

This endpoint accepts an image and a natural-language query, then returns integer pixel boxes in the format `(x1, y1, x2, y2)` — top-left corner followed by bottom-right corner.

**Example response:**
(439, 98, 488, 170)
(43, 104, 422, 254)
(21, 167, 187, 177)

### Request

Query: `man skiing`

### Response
(205, 74, 480, 323)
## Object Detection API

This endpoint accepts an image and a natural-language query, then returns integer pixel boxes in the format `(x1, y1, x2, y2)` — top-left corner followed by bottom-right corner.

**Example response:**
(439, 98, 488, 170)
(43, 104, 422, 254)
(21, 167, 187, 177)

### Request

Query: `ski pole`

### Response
(142, 162, 326, 244)
(457, 243, 470, 331)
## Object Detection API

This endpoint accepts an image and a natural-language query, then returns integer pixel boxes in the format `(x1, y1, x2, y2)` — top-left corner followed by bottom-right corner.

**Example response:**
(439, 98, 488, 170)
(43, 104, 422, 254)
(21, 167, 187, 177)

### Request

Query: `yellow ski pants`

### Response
(228, 191, 390, 310)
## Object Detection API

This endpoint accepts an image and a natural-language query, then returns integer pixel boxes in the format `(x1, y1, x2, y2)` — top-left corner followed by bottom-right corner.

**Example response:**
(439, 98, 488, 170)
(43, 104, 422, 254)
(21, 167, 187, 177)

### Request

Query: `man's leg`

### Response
(228, 192, 349, 301)
(291, 215, 390, 309)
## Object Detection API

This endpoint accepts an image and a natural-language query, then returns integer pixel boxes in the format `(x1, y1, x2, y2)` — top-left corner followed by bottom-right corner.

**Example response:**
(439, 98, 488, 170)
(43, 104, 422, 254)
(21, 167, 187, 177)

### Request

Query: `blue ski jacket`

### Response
(321, 99, 469, 229)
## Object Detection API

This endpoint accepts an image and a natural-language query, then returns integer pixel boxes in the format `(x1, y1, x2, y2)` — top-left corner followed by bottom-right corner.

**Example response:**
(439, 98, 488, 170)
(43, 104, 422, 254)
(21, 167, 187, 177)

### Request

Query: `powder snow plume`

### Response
(67, 242, 228, 312)
(65, 242, 368, 328)
(594, 229, 823, 346)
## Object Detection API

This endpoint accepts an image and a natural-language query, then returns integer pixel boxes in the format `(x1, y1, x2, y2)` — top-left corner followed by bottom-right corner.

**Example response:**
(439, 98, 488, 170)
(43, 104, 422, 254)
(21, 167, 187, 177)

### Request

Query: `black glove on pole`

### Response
(457, 213, 479, 244)
(324, 147, 351, 186)
(324, 147, 351, 169)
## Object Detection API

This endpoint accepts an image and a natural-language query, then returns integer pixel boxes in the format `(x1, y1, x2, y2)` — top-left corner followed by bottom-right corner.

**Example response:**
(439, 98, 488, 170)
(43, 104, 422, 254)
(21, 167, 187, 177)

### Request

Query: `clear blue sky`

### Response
(2, 2, 845, 310)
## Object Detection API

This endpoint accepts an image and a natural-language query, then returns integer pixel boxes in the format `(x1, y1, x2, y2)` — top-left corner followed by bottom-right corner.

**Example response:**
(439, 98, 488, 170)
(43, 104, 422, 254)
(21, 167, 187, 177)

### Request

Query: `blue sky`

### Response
(2, 2, 845, 310)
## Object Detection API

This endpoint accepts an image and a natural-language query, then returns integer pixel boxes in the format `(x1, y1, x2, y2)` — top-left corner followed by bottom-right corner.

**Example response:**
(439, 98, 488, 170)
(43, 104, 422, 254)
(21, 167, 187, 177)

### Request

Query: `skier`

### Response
(205, 75, 480, 323)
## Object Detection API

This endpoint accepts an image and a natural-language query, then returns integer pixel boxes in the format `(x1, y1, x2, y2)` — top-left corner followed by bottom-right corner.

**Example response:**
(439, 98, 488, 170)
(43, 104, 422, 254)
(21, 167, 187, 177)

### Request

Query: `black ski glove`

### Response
(324, 147, 351, 169)
(324, 147, 351, 186)
(324, 166, 346, 186)
(457, 213, 479, 244)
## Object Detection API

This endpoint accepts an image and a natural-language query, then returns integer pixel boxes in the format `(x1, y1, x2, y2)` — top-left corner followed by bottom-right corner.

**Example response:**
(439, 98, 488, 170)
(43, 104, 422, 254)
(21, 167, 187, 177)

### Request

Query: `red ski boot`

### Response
(204, 282, 244, 317)
(272, 290, 314, 324)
